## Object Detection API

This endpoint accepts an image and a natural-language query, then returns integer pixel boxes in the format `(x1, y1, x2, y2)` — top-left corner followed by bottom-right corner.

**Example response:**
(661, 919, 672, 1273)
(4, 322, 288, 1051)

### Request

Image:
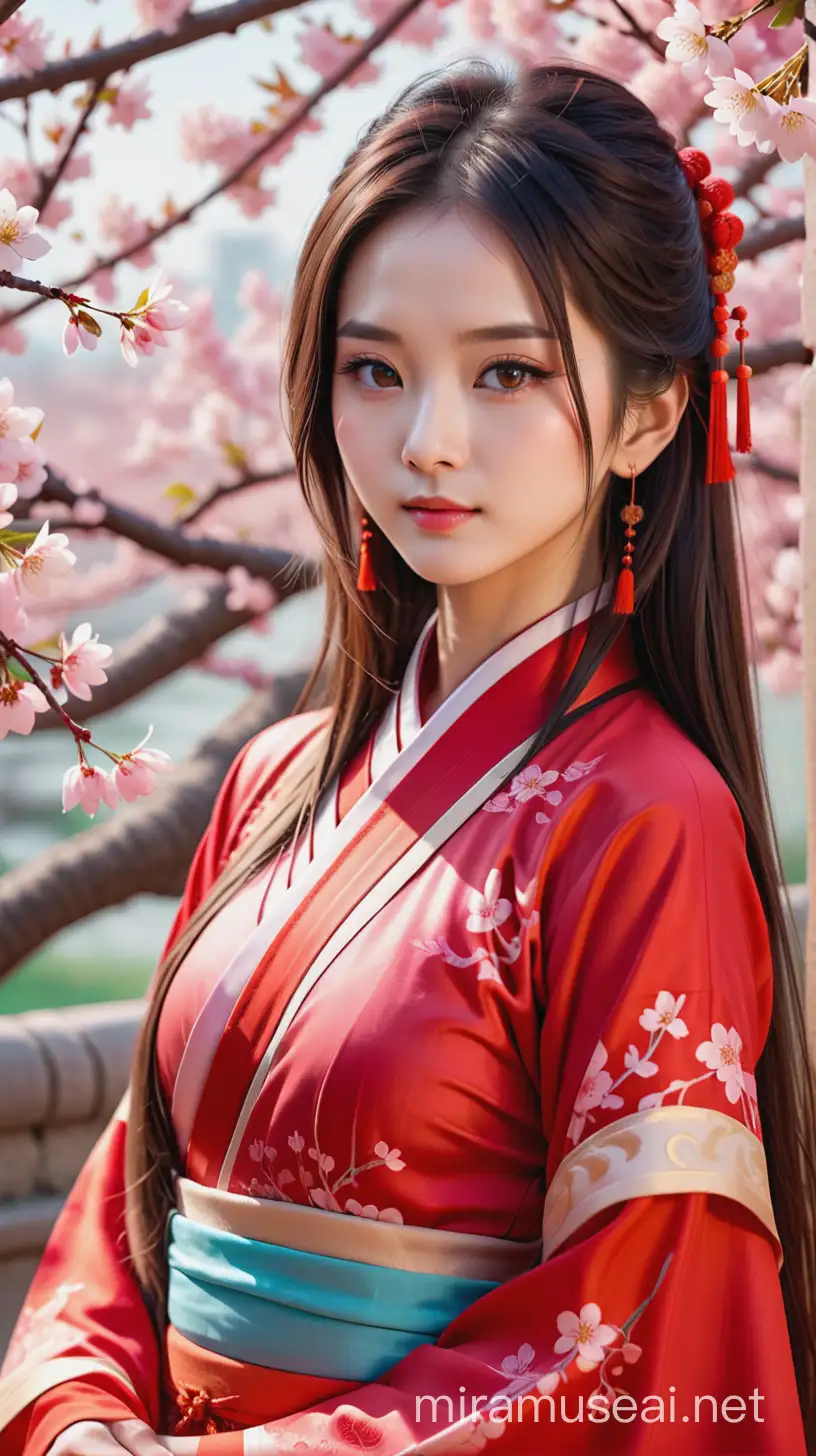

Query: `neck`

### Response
(425, 532, 604, 717)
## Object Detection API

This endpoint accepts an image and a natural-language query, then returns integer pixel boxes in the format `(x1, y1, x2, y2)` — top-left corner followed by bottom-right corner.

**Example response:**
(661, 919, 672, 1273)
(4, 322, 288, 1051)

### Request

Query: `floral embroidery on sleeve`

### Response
(422, 1256, 671, 1453)
(482, 756, 605, 824)
(412, 869, 539, 987)
(567, 990, 759, 1147)
(2, 1282, 86, 1376)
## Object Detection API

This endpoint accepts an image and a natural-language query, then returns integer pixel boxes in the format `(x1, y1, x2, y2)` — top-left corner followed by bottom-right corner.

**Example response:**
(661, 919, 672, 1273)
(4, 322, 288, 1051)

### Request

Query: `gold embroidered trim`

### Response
(542, 1105, 781, 1267)
(0, 1354, 138, 1433)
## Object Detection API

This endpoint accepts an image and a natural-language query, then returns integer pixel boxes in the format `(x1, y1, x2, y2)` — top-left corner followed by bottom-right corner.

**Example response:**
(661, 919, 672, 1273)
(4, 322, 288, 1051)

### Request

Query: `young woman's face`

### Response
(331, 205, 626, 597)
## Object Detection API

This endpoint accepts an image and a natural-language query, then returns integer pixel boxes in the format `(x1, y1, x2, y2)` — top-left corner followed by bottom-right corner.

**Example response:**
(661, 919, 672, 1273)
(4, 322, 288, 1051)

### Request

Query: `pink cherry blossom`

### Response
(0, 14, 50, 74)
(225, 565, 277, 616)
(466, 868, 513, 932)
(10, 438, 47, 499)
(704, 68, 773, 149)
(0, 570, 27, 636)
(120, 322, 163, 367)
(752, 96, 816, 164)
(695, 1023, 746, 1103)
(0, 676, 49, 739)
(55, 622, 113, 701)
(18, 521, 77, 598)
(62, 763, 120, 817)
(0, 375, 43, 446)
(639, 990, 689, 1039)
(0, 480, 17, 528)
(568, 1041, 624, 1144)
(134, 0, 191, 33)
(655, 1, 734, 81)
(112, 724, 172, 802)
(62, 316, 99, 357)
(510, 762, 562, 805)
(107, 75, 153, 130)
(554, 1303, 618, 1368)
(0, 189, 51, 268)
(623, 1044, 658, 1078)
(298, 24, 380, 88)
(98, 196, 155, 269)
(373, 1140, 406, 1171)
(136, 272, 189, 332)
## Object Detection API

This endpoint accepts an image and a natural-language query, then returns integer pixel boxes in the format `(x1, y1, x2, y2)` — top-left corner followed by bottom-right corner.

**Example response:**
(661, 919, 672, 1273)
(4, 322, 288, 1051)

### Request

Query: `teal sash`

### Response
(166, 1210, 500, 1380)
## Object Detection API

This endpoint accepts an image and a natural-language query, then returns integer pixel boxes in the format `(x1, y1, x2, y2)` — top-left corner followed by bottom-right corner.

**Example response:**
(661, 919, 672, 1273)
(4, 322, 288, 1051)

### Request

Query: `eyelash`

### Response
(336, 352, 554, 393)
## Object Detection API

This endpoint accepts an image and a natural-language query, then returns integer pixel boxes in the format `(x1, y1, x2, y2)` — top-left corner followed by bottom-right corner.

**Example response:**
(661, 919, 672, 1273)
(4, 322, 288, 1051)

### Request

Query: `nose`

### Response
(400, 384, 469, 474)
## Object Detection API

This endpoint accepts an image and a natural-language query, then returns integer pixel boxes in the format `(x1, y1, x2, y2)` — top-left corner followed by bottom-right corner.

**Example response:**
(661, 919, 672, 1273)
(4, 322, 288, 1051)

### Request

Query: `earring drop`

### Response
(356, 514, 377, 592)
(613, 463, 644, 617)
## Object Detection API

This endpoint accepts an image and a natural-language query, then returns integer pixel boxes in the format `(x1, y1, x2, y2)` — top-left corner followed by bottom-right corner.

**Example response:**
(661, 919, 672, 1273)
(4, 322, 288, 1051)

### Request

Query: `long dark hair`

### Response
(125, 60, 816, 1431)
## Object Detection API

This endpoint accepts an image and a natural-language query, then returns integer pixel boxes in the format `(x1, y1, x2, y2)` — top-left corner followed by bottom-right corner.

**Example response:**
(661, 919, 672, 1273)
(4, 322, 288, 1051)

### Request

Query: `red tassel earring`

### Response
(613, 462, 644, 617)
(356, 514, 377, 593)
(731, 304, 752, 452)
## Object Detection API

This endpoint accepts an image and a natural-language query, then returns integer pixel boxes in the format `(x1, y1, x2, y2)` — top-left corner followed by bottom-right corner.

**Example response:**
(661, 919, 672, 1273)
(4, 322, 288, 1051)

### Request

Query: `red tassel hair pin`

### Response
(677, 147, 752, 483)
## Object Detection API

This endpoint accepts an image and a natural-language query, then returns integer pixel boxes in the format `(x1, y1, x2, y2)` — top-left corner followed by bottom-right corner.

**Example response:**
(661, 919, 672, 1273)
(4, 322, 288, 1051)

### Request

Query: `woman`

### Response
(1, 60, 814, 1456)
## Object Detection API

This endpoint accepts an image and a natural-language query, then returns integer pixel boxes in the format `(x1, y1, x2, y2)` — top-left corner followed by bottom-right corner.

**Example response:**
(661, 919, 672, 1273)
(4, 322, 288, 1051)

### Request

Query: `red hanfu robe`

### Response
(0, 588, 805, 1455)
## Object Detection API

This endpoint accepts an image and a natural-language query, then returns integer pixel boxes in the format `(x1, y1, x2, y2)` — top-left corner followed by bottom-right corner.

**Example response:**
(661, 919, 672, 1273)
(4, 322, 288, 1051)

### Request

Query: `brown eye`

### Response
(493, 363, 527, 390)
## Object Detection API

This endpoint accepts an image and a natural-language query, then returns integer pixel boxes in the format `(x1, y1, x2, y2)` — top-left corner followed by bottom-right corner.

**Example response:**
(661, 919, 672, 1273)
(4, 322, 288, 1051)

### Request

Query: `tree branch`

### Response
(0, 0, 294, 103)
(33, 79, 108, 216)
(0, 0, 427, 331)
(739, 213, 805, 262)
(0, 672, 309, 977)
(32, 580, 310, 729)
(732, 150, 779, 199)
(742, 451, 799, 483)
(37, 466, 317, 579)
(0, 0, 26, 24)
(725, 336, 812, 375)
(606, 0, 665, 56)
(179, 464, 295, 527)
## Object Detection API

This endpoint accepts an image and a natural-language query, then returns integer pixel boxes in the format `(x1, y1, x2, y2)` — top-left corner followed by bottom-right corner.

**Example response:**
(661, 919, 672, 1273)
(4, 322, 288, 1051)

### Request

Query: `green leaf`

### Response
(77, 309, 103, 337)
(162, 483, 199, 520)
(5, 656, 33, 683)
(769, 0, 801, 26)
(0, 529, 38, 547)
(223, 439, 249, 472)
(133, 286, 151, 313)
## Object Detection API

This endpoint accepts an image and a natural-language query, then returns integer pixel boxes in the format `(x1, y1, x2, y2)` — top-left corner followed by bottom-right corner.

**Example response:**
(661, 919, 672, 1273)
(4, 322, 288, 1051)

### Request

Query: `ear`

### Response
(608, 373, 691, 478)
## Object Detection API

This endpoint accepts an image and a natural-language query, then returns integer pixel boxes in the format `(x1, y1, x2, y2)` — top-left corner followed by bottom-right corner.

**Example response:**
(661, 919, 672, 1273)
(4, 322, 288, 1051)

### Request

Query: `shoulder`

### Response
(231, 707, 331, 800)
(579, 689, 746, 858)
(217, 707, 332, 855)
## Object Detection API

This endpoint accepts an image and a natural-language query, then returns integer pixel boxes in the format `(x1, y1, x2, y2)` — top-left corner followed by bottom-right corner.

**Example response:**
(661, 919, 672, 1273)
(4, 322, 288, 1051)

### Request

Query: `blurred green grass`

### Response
(0, 950, 151, 1015)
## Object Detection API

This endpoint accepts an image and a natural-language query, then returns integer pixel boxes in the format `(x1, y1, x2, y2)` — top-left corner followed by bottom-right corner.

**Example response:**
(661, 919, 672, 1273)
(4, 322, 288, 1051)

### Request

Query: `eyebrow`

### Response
(335, 320, 556, 343)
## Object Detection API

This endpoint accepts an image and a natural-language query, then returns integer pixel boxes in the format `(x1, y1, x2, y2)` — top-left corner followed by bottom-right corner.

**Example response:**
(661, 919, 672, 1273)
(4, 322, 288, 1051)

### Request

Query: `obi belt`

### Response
(167, 1179, 543, 1382)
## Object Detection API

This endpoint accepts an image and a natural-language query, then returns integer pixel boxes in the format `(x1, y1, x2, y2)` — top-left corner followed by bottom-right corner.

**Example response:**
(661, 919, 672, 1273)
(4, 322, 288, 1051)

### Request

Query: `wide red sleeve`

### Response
(199, 765, 806, 1455)
(0, 719, 307, 1456)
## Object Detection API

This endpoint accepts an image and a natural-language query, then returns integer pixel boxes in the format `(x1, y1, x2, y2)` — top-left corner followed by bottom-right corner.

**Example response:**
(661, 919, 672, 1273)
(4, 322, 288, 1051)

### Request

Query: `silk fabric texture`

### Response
(0, 587, 804, 1454)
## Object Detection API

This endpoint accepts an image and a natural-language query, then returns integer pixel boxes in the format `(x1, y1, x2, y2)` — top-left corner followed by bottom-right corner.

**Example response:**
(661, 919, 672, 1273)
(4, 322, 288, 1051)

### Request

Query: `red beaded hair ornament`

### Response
(677, 145, 752, 483)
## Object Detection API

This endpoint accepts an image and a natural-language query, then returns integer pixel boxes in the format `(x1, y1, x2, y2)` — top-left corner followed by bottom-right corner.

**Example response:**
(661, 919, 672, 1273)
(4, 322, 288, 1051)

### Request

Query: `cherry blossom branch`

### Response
(0, 630, 91, 744)
(744, 452, 799, 483)
(732, 150, 780, 199)
(32, 79, 109, 216)
(0, 0, 295, 104)
(0, 672, 309, 978)
(0, 268, 64, 303)
(31, 580, 307, 729)
(37, 466, 317, 579)
(725, 336, 812, 374)
(606, 0, 665, 56)
(739, 213, 805, 260)
(0, 0, 26, 26)
(0, 0, 427, 330)
(180, 464, 295, 526)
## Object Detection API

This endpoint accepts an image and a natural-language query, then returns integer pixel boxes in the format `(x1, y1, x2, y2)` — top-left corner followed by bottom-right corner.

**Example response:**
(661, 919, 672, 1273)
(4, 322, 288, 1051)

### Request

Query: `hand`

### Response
(48, 1420, 172, 1456)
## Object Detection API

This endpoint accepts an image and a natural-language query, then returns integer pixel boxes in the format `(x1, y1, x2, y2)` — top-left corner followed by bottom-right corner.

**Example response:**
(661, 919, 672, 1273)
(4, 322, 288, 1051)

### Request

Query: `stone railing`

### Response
(0, 1000, 142, 1354)
(0, 887, 808, 1356)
